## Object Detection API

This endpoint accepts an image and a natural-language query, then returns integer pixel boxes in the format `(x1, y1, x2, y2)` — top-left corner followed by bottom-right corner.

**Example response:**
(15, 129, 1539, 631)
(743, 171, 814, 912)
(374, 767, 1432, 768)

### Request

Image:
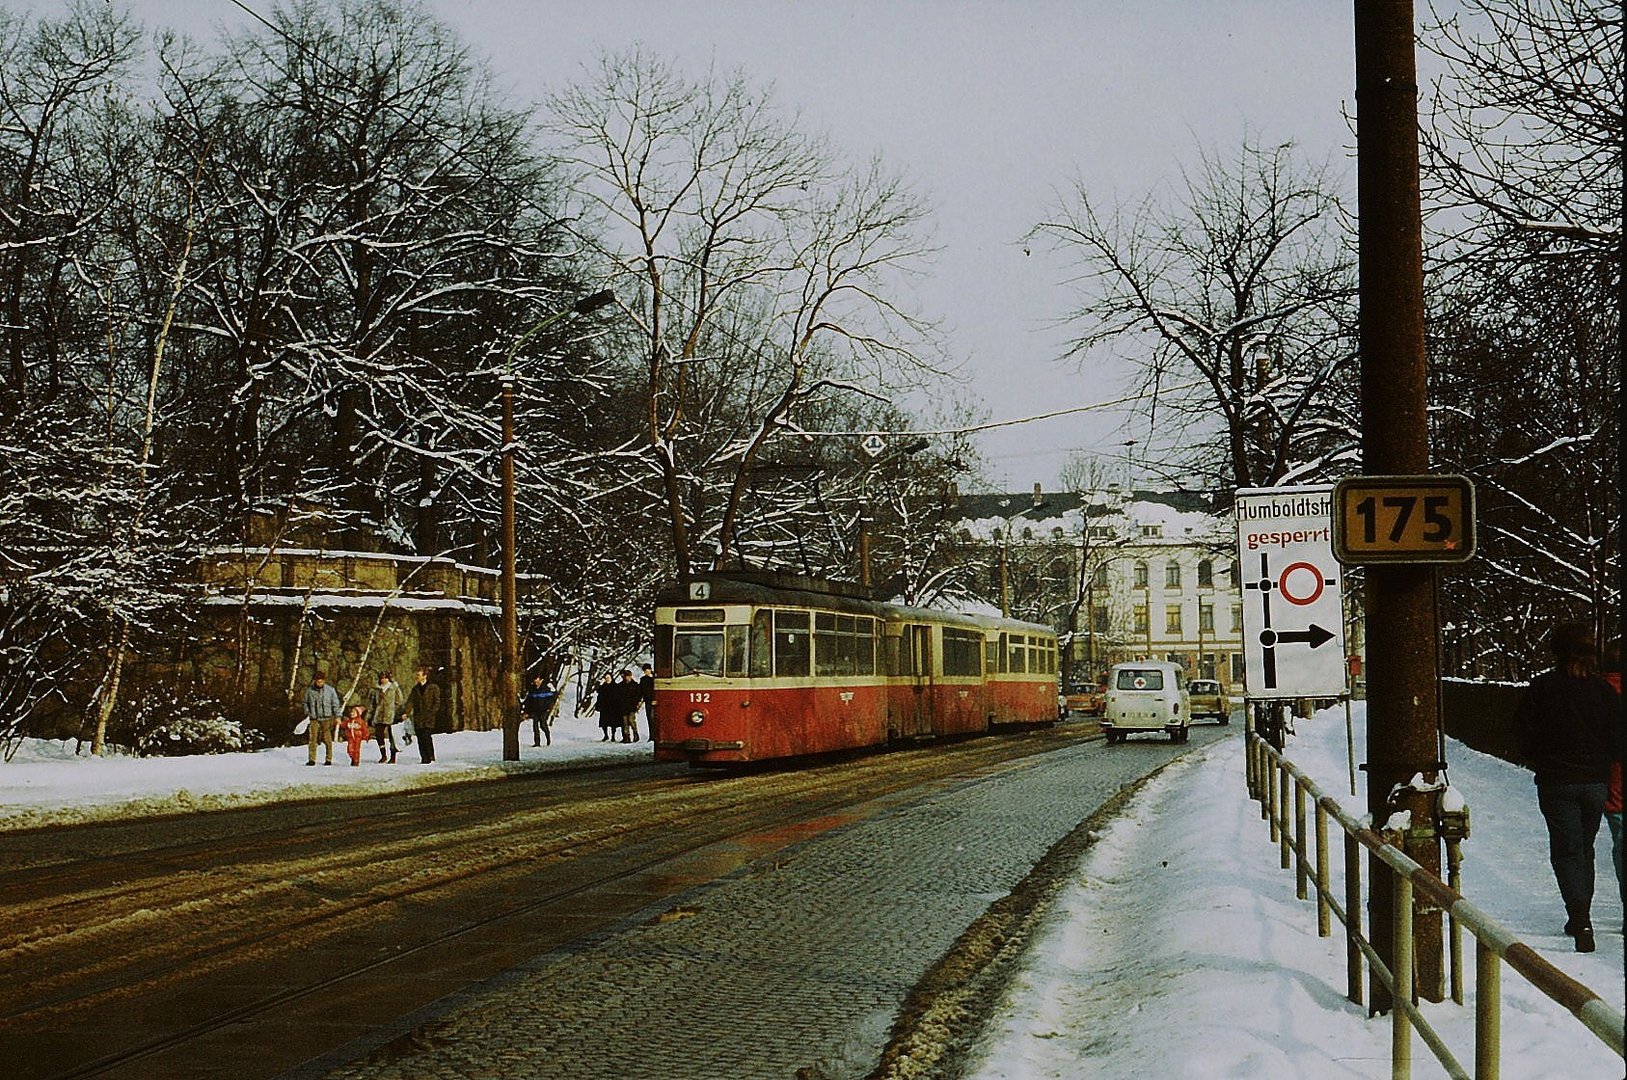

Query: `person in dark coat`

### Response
(592, 673, 617, 741)
(639, 663, 657, 745)
(615, 668, 640, 743)
(1515, 621, 1617, 953)
(402, 666, 441, 764)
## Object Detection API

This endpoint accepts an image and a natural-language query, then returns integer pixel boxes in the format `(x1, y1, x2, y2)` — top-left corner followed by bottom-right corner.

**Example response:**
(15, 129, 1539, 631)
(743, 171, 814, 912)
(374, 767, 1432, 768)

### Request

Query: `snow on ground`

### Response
(3, 697, 1622, 1077)
(0, 695, 646, 831)
(969, 702, 1626, 1080)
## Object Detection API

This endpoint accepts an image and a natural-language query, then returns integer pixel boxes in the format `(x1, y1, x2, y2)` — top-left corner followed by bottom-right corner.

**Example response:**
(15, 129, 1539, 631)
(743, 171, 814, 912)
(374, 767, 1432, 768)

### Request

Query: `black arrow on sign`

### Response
(1260, 624, 1336, 650)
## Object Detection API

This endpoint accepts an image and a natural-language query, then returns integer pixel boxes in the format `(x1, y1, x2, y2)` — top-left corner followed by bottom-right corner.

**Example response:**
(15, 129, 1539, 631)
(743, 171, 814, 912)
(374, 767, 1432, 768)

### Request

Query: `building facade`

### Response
(952, 485, 1246, 694)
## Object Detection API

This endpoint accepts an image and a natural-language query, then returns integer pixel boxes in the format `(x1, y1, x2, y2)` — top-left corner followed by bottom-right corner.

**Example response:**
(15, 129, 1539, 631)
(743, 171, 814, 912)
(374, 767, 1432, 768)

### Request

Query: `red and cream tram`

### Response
(652, 572, 1059, 766)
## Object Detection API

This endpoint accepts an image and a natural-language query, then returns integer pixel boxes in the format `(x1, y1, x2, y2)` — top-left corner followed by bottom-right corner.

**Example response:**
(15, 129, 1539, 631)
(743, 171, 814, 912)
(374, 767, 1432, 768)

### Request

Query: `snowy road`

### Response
(3, 721, 1162, 1080)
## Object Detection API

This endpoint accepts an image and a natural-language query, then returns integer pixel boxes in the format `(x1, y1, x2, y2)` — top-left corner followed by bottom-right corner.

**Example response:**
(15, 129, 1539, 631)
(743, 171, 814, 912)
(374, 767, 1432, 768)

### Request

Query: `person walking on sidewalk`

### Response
(1602, 638, 1624, 908)
(402, 666, 441, 764)
(302, 670, 342, 766)
(591, 674, 617, 741)
(1515, 621, 1617, 953)
(616, 668, 641, 743)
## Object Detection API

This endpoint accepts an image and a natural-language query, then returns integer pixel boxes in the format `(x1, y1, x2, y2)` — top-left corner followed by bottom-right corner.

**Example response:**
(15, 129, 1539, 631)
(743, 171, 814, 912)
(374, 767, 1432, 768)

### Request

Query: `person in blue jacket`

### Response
(522, 674, 559, 747)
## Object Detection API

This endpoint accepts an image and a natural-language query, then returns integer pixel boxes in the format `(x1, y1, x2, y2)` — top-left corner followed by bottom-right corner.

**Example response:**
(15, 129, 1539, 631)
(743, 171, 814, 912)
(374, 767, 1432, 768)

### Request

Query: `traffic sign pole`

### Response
(1355, 0, 1445, 1009)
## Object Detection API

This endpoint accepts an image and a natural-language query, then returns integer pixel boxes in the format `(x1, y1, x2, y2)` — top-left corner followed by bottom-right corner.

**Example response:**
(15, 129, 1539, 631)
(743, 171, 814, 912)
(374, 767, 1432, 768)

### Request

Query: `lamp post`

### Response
(499, 288, 615, 761)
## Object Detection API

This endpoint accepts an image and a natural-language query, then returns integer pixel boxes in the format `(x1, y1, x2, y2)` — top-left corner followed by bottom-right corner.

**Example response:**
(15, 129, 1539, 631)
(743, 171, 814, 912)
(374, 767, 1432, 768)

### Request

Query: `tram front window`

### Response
(674, 631, 725, 675)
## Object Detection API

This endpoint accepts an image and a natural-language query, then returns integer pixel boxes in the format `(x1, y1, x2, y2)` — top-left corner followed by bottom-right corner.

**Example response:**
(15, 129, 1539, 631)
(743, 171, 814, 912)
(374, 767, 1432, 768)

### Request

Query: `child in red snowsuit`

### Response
(340, 705, 371, 767)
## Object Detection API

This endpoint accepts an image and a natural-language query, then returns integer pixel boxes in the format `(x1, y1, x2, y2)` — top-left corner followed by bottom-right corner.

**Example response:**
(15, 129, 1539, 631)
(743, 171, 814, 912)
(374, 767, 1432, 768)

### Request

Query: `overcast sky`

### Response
(104, 0, 1364, 492)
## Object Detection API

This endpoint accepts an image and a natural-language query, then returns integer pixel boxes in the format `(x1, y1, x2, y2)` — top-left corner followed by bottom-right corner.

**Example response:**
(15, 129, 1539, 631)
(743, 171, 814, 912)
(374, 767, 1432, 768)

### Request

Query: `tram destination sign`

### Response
(1331, 474, 1476, 565)
(1235, 486, 1348, 699)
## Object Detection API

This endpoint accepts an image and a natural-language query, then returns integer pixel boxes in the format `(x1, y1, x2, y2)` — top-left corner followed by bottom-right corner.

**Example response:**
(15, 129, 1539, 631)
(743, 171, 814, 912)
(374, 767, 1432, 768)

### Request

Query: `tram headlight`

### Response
(687, 709, 705, 727)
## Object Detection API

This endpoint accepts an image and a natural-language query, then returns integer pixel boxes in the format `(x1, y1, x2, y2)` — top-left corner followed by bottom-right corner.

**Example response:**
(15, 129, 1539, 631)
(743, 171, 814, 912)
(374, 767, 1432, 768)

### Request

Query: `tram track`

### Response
(1, 724, 1096, 1080)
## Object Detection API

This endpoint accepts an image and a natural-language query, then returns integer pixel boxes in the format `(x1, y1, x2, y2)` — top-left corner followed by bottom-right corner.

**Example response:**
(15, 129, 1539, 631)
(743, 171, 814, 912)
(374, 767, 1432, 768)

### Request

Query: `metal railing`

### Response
(1245, 727, 1625, 1080)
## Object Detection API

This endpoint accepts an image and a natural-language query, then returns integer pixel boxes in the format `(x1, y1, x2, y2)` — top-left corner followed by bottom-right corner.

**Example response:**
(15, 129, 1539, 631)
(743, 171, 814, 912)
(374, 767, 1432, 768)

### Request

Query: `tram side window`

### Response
(654, 624, 674, 679)
(857, 617, 877, 675)
(775, 609, 811, 677)
(943, 629, 981, 677)
(749, 610, 772, 677)
(995, 634, 1008, 674)
(1008, 634, 1027, 674)
(814, 612, 842, 676)
(725, 624, 749, 677)
(986, 639, 999, 674)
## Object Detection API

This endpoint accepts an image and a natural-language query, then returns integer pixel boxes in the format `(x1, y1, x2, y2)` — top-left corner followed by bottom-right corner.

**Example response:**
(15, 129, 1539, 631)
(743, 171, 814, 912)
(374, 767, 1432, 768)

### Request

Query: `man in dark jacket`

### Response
(403, 666, 442, 764)
(1515, 622, 1617, 952)
(639, 663, 657, 744)
(522, 674, 558, 747)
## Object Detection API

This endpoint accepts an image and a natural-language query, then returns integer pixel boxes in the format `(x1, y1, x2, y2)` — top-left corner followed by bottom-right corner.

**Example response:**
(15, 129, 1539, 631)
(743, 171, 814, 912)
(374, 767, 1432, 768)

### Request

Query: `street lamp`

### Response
(499, 288, 615, 761)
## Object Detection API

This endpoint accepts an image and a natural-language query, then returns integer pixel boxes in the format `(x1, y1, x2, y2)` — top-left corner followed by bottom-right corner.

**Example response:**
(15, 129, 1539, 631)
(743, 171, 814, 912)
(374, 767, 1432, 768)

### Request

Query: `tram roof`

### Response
(658, 572, 1055, 637)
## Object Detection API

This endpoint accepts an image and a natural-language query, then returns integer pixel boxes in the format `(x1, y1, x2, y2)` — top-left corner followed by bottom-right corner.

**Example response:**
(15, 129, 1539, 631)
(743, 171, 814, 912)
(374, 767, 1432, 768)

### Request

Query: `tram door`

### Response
(900, 622, 935, 739)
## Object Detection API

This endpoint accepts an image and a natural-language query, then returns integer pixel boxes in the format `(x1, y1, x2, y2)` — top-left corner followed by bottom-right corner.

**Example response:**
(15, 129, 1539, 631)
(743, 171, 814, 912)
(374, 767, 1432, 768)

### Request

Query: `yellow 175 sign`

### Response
(1332, 474, 1477, 565)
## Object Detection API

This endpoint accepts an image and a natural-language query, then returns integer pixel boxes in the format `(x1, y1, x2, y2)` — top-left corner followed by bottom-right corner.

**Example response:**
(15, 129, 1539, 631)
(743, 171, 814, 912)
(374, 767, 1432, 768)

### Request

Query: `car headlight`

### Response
(687, 709, 705, 726)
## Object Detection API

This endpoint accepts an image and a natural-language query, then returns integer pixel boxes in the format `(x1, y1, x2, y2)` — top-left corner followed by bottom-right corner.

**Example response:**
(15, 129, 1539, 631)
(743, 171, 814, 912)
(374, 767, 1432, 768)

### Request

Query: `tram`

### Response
(651, 571, 1059, 766)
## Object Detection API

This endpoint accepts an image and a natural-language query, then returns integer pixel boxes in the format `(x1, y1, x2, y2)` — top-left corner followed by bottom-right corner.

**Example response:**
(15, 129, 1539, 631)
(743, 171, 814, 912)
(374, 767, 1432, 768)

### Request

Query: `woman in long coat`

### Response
(592, 674, 618, 742)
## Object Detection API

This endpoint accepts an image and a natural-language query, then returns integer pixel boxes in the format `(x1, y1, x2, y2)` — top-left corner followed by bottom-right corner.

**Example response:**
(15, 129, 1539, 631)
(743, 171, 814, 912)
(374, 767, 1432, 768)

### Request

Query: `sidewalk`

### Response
(966, 702, 1625, 1079)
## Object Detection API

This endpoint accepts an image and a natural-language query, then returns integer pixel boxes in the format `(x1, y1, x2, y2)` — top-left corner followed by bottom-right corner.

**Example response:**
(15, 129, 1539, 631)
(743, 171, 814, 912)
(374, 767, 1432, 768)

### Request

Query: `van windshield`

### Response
(1115, 669, 1165, 691)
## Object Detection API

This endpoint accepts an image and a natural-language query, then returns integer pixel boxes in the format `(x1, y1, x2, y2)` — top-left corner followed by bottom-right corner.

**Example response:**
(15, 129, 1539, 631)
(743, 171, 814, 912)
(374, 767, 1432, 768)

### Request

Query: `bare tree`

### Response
(549, 48, 939, 577)
(1030, 137, 1359, 492)
(1421, 0, 1622, 274)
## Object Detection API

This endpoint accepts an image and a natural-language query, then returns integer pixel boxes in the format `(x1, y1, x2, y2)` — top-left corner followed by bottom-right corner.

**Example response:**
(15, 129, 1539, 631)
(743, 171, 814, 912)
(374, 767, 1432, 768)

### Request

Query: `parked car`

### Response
(1062, 681, 1106, 717)
(1102, 661, 1190, 744)
(1188, 678, 1229, 724)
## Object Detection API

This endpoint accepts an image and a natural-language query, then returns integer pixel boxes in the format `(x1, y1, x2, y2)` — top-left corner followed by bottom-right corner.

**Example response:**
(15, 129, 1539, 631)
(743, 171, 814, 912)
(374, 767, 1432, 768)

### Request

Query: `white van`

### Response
(1102, 661, 1190, 744)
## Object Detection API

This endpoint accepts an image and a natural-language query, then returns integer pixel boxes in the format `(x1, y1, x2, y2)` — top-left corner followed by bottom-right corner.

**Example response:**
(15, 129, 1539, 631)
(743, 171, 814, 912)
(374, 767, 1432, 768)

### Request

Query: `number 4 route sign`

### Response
(1235, 486, 1348, 699)
(1332, 474, 1476, 565)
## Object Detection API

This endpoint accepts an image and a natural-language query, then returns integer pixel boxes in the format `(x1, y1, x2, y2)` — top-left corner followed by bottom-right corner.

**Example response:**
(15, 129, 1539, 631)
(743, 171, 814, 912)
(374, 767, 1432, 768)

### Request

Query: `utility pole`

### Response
(1354, 0, 1446, 1008)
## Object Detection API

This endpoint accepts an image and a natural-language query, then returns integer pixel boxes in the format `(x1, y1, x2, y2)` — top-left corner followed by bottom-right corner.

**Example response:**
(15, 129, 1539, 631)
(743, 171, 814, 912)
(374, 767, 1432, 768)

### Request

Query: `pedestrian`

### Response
(522, 674, 558, 748)
(592, 673, 617, 741)
(1603, 638, 1624, 908)
(402, 666, 441, 764)
(1514, 621, 1617, 952)
(371, 671, 404, 764)
(302, 670, 342, 767)
(617, 668, 641, 743)
(639, 663, 657, 744)
(339, 704, 370, 766)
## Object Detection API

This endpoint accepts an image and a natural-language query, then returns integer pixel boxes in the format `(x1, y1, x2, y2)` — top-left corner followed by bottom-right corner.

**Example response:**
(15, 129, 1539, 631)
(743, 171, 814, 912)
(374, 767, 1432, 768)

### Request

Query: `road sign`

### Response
(1235, 486, 1348, 699)
(1332, 474, 1476, 564)
(860, 433, 886, 458)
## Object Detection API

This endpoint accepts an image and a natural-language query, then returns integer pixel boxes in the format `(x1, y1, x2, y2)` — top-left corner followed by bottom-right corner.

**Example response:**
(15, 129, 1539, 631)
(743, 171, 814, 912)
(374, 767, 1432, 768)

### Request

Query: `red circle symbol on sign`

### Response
(1279, 562, 1326, 606)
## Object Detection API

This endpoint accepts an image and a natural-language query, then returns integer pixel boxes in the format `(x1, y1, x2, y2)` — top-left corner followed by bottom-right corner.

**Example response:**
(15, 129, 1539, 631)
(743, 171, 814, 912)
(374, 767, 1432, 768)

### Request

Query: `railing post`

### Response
(1393, 873, 1414, 1080)
(1346, 832, 1364, 1006)
(1268, 754, 1281, 842)
(1447, 837, 1464, 1005)
(1295, 778, 1309, 899)
(1279, 763, 1292, 871)
(1474, 939, 1500, 1080)
(1316, 802, 1331, 937)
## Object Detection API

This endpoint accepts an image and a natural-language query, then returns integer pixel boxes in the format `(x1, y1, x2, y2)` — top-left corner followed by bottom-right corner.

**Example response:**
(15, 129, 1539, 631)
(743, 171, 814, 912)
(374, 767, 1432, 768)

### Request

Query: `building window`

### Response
(1140, 524, 1163, 538)
(1093, 607, 1110, 632)
(1165, 605, 1182, 634)
(1199, 603, 1214, 633)
(1231, 559, 1242, 584)
(1198, 559, 1214, 587)
(1093, 563, 1109, 587)
(1134, 561, 1149, 588)
(1231, 653, 1247, 682)
(1165, 561, 1181, 589)
(1231, 604, 1243, 631)
(1089, 525, 1113, 539)
(1133, 605, 1148, 635)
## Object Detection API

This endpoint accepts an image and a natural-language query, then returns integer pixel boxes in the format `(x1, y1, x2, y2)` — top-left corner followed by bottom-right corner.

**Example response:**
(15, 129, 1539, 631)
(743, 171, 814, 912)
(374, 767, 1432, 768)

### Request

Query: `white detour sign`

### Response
(1235, 486, 1347, 699)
